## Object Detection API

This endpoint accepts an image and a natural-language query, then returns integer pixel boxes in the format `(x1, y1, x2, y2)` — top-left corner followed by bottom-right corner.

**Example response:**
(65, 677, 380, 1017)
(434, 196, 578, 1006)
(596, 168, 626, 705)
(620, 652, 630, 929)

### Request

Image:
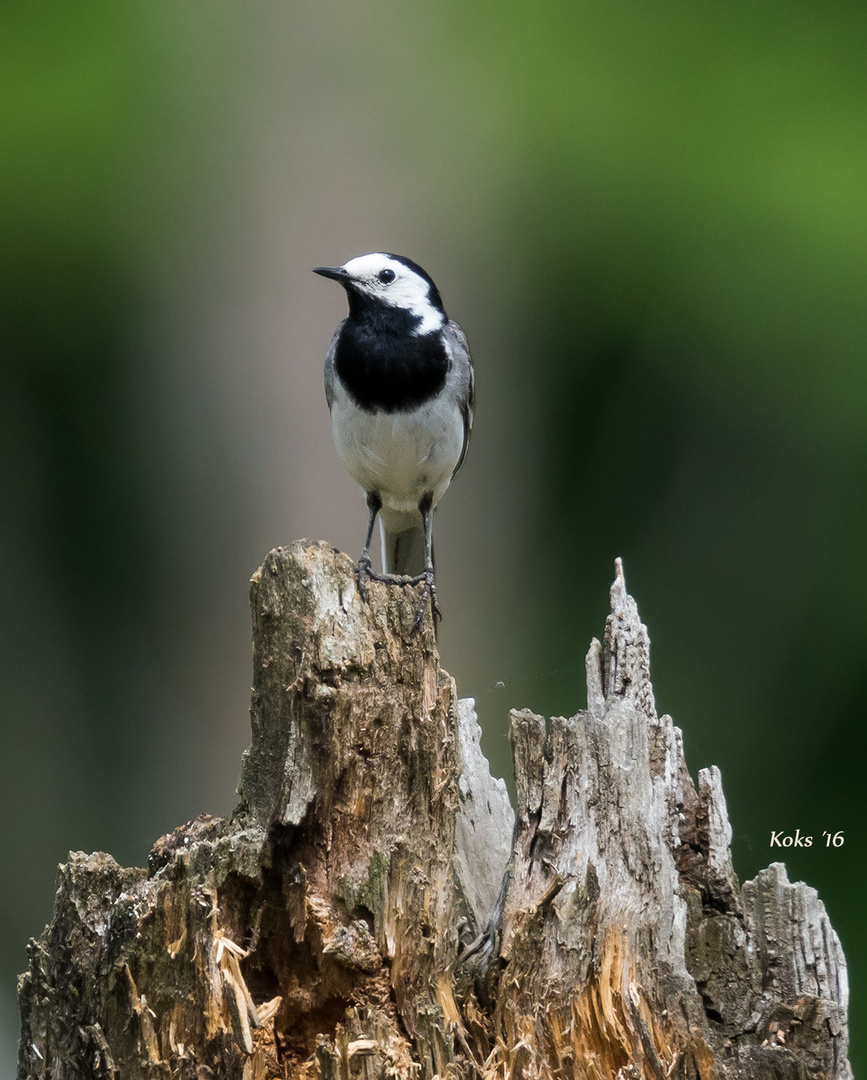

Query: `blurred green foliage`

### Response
(2, 0, 865, 1071)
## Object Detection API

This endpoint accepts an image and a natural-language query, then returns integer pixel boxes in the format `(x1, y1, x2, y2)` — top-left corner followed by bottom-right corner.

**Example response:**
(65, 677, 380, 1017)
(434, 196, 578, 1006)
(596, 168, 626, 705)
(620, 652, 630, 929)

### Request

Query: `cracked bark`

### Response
(18, 542, 850, 1079)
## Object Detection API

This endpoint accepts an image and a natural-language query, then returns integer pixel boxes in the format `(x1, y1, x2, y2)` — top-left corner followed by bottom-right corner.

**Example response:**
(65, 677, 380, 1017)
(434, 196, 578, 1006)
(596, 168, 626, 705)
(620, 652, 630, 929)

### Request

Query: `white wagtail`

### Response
(313, 253, 474, 624)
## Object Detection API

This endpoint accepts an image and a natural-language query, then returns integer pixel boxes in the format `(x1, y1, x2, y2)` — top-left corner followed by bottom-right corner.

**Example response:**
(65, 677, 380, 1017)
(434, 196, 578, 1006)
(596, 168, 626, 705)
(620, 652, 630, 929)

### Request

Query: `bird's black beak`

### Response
(312, 265, 351, 283)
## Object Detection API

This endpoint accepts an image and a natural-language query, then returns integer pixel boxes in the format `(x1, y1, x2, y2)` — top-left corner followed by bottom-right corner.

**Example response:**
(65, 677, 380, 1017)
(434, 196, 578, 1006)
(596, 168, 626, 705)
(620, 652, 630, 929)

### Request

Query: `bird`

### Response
(313, 252, 474, 625)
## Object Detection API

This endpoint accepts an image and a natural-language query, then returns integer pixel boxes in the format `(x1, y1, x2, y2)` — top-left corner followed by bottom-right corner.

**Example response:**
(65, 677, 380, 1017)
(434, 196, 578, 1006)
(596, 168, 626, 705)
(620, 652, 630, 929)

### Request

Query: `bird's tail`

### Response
(380, 521, 426, 576)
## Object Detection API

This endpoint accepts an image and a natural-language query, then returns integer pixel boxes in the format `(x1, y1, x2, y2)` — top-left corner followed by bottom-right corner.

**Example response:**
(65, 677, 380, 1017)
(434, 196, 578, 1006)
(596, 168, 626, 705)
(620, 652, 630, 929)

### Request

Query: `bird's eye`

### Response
(377, 268, 396, 284)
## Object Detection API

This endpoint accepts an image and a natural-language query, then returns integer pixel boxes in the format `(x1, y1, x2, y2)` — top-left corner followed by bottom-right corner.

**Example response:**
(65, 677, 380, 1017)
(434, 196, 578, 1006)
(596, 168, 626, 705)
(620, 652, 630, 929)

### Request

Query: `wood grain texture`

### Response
(18, 544, 850, 1079)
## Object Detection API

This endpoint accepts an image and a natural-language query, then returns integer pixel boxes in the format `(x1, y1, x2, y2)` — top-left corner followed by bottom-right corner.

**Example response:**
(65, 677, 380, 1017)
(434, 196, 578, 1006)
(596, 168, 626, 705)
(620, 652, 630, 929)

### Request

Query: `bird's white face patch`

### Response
(342, 253, 445, 334)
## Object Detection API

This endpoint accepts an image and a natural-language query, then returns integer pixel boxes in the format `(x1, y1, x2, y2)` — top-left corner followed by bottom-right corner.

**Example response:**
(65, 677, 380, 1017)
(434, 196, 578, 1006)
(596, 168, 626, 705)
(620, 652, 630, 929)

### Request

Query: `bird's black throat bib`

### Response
(334, 310, 449, 414)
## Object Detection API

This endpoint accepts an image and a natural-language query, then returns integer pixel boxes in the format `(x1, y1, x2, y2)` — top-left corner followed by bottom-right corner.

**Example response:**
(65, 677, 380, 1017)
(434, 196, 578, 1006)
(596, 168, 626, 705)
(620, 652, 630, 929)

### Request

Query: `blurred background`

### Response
(2, 0, 865, 1070)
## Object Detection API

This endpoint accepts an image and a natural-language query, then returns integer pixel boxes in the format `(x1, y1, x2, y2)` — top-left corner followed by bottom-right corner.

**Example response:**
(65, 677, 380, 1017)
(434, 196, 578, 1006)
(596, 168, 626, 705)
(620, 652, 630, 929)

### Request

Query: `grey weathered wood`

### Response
(18, 544, 850, 1079)
(453, 697, 513, 935)
(491, 559, 850, 1078)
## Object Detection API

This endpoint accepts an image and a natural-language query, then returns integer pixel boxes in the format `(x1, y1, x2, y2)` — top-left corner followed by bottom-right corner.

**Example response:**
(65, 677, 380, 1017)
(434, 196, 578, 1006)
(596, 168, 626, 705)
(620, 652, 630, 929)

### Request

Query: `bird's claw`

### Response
(412, 568, 441, 631)
(355, 555, 373, 603)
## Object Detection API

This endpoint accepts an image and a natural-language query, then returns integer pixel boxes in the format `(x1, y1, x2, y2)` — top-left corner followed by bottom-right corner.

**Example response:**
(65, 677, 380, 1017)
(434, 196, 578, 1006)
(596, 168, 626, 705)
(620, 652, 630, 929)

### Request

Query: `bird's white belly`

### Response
(331, 391, 463, 515)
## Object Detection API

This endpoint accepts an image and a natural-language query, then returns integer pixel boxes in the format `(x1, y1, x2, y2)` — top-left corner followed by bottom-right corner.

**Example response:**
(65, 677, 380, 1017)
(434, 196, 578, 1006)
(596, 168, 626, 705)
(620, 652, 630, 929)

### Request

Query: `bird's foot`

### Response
(357, 558, 413, 593)
(356, 558, 421, 597)
(412, 567, 441, 631)
(354, 559, 441, 627)
(355, 555, 374, 603)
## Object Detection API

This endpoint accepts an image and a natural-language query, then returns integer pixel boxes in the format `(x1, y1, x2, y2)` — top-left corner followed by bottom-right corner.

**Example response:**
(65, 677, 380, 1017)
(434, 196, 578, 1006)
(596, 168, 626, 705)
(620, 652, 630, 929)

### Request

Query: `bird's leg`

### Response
(413, 495, 441, 629)
(356, 492, 441, 627)
(356, 491, 381, 602)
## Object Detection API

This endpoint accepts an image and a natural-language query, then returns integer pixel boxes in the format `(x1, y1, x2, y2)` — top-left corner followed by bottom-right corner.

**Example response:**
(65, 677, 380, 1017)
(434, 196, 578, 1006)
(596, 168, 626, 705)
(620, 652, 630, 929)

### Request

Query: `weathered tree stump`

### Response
(18, 541, 851, 1079)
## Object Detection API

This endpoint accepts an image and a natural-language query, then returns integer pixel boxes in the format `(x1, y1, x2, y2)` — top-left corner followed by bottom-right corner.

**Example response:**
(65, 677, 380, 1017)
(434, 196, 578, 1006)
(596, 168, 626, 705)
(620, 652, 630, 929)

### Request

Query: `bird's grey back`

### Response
(442, 319, 474, 480)
(323, 320, 345, 411)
